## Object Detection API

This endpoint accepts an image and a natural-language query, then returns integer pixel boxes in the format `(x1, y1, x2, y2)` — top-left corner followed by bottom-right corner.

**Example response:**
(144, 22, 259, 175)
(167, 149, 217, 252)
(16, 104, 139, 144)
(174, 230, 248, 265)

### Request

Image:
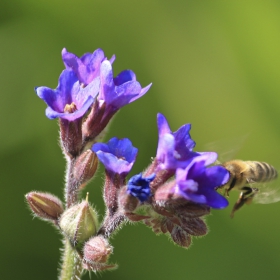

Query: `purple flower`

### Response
(156, 113, 217, 171)
(174, 154, 229, 209)
(127, 173, 155, 202)
(92, 137, 138, 175)
(36, 70, 100, 121)
(62, 48, 115, 86)
(98, 60, 151, 112)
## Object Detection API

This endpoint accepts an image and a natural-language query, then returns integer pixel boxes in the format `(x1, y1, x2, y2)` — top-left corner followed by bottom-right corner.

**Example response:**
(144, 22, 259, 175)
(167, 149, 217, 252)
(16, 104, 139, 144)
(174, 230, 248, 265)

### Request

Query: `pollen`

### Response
(64, 102, 77, 113)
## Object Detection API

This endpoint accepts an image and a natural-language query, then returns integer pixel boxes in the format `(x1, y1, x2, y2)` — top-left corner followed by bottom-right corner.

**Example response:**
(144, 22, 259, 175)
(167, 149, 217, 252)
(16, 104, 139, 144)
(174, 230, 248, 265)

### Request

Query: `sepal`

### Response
(118, 185, 140, 213)
(25, 191, 64, 222)
(59, 118, 83, 157)
(143, 200, 210, 248)
(117, 186, 150, 221)
(82, 99, 107, 142)
(170, 226, 192, 248)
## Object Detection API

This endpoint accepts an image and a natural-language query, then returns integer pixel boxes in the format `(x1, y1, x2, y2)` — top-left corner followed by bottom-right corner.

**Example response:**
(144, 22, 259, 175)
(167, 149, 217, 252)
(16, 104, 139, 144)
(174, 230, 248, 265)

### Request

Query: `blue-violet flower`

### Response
(174, 154, 229, 209)
(98, 60, 152, 111)
(156, 113, 217, 171)
(36, 70, 100, 121)
(127, 173, 156, 202)
(62, 48, 115, 86)
(92, 137, 138, 175)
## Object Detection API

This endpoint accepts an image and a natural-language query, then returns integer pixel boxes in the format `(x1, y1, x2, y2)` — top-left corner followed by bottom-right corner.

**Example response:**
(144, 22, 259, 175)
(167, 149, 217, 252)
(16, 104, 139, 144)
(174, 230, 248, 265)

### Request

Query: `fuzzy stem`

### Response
(61, 156, 83, 279)
(59, 239, 83, 280)
(65, 158, 80, 208)
(98, 212, 126, 238)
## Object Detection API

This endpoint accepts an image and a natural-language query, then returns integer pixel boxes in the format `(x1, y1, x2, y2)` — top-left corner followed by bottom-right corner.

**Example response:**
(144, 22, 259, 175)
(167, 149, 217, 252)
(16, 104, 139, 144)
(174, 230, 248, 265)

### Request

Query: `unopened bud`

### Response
(83, 236, 112, 264)
(73, 150, 98, 188)
(59, 194, 98, 245)
(83, 235, 117, 272)
(25, 192, 64, 221)
(126, 173, 155, 202)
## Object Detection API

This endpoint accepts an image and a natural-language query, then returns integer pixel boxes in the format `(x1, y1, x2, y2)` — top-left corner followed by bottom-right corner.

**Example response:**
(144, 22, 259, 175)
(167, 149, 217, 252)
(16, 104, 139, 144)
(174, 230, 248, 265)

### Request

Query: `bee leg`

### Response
(230, 187, 258, 218)
(244, 187, 259, 205)
(225, 177, 237, 198)
(224, 189, 229, 197)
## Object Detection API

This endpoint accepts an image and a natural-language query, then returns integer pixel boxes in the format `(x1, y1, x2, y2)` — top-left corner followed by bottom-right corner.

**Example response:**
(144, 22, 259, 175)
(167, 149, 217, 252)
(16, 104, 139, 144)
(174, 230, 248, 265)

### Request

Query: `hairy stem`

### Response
(65, 158, 80, 208)
(98, 212, 126, 238)
(59, 239, 83, 280)
(61, 158, 83, 279)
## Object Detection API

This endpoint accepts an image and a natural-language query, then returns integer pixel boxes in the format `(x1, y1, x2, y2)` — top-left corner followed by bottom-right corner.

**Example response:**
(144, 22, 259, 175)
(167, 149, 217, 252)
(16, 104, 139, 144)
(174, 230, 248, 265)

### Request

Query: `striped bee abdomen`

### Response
(247, 161, 278, 183)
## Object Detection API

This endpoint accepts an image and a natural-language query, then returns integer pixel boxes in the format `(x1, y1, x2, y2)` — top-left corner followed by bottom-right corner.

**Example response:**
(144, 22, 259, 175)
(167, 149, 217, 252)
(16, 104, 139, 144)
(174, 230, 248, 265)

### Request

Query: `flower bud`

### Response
(59, 194, 98, 245)
(126, 173, 155, 202)
(73, 149, 98, 188)
(83, 236, 117, 272)
(83, 236, 112, 263)
(25, 192, 64, 221)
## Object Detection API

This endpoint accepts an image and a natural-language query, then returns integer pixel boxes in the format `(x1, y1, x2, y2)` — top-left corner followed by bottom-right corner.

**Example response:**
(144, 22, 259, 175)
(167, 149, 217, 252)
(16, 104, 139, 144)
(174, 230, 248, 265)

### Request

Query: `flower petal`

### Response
(92, 137, 138, 175)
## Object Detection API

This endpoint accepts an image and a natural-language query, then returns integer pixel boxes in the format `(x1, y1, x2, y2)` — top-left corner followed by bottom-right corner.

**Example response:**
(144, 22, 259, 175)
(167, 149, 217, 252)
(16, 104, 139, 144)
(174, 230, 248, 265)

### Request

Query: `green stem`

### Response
(59, 239, 83, 280)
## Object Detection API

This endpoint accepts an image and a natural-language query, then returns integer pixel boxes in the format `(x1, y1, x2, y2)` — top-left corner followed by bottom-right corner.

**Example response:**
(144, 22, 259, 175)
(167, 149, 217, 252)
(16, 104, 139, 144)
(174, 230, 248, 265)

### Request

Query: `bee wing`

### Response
(203, 134, 250, 163)
(253, 181, 280, 204)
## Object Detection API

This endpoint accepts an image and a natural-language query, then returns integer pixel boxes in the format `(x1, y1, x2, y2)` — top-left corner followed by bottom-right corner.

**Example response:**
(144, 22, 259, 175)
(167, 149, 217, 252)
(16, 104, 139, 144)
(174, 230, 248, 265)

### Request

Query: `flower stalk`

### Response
(59, 239, 83, 280)
(65, 158, 80, 208)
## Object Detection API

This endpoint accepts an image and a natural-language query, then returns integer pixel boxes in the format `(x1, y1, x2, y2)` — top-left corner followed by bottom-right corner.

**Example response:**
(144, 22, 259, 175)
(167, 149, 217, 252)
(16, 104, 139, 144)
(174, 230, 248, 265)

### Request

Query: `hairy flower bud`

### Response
(84, 236, 112, 263)
(83, 236, 117, 272)
(59, 194, 98, 245)
(25, 192, 64, 222)
(73, 149, 98, 188)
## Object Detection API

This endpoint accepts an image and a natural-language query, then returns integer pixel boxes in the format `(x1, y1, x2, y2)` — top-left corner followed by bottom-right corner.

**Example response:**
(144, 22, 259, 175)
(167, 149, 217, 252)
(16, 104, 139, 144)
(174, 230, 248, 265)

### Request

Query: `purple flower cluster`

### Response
(153, 113, 229, 209)
(91, 112, 229, 248)
(36, 48, 151, 134)
(92, 113, 228, 209)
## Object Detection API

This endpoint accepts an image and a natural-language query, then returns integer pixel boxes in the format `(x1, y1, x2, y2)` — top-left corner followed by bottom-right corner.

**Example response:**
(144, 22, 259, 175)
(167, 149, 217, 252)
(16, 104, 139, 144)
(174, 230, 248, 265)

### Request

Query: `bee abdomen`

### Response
(247, 161, 278, 183)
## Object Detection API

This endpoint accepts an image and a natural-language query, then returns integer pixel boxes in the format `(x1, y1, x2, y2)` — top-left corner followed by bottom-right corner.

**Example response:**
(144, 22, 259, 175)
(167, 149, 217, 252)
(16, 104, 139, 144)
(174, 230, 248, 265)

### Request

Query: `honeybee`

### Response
(217, 160, 278, 218)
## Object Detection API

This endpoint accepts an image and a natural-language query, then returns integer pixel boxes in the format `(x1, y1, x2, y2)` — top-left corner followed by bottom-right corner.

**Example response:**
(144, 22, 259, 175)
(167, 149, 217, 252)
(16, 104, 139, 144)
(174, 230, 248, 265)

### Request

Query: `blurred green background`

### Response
(1, 0, 280, 279)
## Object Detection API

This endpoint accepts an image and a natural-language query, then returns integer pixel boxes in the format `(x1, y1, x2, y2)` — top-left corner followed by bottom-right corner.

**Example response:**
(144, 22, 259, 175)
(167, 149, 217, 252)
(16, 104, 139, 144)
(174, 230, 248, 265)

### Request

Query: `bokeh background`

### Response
(1, 0, 280, 279)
